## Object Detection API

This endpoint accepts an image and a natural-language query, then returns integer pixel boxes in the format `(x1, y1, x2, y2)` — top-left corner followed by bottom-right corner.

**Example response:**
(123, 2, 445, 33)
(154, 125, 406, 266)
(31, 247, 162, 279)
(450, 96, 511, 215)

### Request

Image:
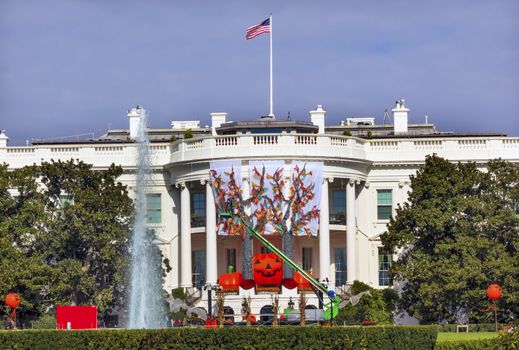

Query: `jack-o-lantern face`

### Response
(253, 253, 283, 286)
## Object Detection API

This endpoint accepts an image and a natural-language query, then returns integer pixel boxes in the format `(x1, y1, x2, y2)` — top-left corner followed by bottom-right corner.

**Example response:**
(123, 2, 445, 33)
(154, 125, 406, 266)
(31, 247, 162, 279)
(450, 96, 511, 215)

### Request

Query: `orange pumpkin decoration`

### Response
(294, 271, 313, 290)
(218, 272, 242, 290)
(486, 284, 502, 301)
(5, 293, 20, 309)
(253, 253, 283, 287)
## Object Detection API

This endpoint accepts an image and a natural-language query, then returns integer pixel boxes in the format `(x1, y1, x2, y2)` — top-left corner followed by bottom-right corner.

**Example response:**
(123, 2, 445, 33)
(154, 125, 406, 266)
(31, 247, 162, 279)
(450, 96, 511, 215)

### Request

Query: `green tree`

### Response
(0, 163, 51, 319)
(0, 160, 134, 318)
(35, 160, 133, 313)
(183, 129, 193, 139)
(382, 155, 519, 323)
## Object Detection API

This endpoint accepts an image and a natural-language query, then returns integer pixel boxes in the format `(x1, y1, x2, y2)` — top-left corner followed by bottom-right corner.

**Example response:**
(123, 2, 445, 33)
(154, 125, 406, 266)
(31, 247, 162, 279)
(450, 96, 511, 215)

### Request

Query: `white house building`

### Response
(1, 100, 518, 320)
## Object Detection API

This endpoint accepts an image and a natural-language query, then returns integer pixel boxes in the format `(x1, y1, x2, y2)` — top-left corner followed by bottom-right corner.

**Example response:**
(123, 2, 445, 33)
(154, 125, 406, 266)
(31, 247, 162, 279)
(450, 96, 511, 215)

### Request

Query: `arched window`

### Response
(259, 305, 274, 322)
(223, 306, 234, 323)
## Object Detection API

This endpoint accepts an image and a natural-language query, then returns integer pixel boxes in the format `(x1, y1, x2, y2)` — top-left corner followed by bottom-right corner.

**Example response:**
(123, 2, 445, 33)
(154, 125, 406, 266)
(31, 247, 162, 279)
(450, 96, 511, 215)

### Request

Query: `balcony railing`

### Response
(170, 134, 519, 165)
(170, 134, 367, 163)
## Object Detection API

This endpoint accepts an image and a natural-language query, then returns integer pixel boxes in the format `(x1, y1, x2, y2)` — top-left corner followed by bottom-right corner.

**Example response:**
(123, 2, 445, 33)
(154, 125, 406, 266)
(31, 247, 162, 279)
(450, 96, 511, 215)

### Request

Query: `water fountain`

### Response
(127, 107, 167, 328)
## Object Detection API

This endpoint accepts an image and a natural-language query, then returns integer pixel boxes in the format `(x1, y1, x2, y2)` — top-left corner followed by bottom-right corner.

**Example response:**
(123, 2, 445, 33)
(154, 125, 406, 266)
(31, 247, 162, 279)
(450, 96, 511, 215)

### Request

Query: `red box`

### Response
(56, 305, 98, 330)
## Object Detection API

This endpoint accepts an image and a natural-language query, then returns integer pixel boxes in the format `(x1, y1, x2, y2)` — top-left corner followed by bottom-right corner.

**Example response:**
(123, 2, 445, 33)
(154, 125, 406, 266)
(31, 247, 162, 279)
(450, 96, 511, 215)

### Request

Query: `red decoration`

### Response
(282, 278, 297, 290)
(205, 317, 217, 328)
(294, 271, 313, 290)
(240, 279, 256, 290)
(56, 306, 98, 329)
(218, 272, 242, 290)
(5, 293, 21, 309)
(486, 284, 502, 301)
(253, 253, 283, 287)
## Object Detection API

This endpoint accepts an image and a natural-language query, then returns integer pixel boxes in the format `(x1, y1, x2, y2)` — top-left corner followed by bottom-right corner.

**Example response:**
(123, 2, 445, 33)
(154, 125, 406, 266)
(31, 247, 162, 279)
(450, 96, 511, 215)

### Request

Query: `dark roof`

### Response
(216, 116, 318, 134)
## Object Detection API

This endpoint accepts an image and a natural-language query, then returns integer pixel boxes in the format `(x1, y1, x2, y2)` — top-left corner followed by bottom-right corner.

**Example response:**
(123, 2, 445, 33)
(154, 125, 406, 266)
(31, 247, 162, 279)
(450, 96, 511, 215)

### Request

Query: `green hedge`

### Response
(0, 326, 437, 350)
(434, 339, 496, 350)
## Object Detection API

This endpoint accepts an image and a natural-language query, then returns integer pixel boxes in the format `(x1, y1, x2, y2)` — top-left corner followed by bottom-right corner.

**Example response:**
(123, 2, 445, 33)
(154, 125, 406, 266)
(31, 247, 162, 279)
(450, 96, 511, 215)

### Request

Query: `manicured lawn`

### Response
(437, 332, 499, 342)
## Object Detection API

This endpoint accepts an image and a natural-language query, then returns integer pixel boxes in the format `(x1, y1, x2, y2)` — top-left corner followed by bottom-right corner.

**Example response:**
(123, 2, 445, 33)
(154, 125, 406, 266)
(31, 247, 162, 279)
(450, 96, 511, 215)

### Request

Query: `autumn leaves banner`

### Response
(210, 160, 323, 236)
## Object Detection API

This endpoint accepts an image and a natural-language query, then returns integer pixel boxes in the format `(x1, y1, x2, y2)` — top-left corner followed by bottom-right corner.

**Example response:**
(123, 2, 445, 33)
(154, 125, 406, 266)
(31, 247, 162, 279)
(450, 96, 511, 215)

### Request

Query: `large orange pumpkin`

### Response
(486, 284, 502, 301)
(253, 253, 283, 287)
(294, 271, 313, 290)
(5, 293, 21, 309)
(218, 272, 242, 290)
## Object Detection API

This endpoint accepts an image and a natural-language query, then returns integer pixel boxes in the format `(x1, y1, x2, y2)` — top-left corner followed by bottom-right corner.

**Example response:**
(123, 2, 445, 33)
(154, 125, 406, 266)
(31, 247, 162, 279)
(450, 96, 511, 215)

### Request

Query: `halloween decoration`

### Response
(5, 293, 20, 309)
(253, 253, 283, 286)
(294, 271, 312, 290)
(218, 272, 242, 291)
(486, 284, 502, 302)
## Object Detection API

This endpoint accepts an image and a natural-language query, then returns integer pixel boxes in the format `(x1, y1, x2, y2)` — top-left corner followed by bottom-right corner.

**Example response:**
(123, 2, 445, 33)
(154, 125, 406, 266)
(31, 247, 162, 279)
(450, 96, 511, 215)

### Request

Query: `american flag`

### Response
(246, 18, 270, 40)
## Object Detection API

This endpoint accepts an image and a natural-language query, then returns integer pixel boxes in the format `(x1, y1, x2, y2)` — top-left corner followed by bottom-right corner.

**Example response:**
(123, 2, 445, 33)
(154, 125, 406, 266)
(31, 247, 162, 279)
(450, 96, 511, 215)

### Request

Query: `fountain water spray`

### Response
(127, 107, 167, 328)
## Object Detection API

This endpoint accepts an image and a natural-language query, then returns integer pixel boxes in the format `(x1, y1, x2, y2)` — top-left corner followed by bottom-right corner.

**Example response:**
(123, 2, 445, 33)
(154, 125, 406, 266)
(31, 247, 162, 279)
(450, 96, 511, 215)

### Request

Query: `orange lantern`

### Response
(5, 293, 21, 309)
(486, 284, 502, 301)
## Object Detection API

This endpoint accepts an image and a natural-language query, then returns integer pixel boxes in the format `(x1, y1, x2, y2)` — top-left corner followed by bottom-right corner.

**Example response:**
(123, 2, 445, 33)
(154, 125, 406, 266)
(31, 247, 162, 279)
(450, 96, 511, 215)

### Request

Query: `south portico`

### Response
(166, 159, 369, 298)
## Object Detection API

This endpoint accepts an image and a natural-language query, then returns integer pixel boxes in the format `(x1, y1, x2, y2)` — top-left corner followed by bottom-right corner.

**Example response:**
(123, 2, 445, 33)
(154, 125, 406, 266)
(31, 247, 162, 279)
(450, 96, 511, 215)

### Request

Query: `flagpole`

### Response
(269, 13, 274, 117)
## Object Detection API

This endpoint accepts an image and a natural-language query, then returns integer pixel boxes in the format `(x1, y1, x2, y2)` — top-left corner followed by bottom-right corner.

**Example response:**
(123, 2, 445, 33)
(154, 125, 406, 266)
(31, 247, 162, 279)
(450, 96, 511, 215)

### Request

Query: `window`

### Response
(377, 189, 392, 220)
(334, 248, 346, 286)
(378, 248, 393, 286)
(146, 194, 161, 224)
(192, 250, 206, 288)
(330, 190, 346, 224)
(302, 247, 312, 272)
(226, 248, 237, 272)
(191, 192, 206, 227)
(260, 246, 272, 254)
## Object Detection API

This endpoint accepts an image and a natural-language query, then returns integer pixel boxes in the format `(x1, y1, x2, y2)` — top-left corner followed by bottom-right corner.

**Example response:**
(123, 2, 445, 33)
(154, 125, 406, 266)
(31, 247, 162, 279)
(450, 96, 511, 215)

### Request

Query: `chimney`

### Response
(0, 130, 9, 148)
(127, 106, 147, 139)
(392, 99, 409, 134)
(210, 112, 227, 136)
(309, 105, 326, 134)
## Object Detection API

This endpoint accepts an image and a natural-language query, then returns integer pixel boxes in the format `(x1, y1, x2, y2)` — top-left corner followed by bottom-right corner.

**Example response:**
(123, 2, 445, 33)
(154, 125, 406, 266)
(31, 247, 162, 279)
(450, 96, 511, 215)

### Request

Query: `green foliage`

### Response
(382, 156, 519, 323)
(337, 281, 397, 325)
(171, 287, 187, 301)
(183, 128, 193, 139)
(30, 313, 56, 329)
(0, 326, 438, 350)
(342, 130, 352, 136)
(0, 160, 134, 320)
(493, 329, 519, 349)
(169, 135, 177, 142)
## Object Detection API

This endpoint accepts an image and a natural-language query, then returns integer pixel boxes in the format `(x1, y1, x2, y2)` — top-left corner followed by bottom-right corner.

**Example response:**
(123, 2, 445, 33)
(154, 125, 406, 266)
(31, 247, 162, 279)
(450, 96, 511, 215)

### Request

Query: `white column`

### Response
(205, 180, 217, 285)
(180, 183, 192, 288)
(319, 178, 331, 284)
(346, 180, 357, 284)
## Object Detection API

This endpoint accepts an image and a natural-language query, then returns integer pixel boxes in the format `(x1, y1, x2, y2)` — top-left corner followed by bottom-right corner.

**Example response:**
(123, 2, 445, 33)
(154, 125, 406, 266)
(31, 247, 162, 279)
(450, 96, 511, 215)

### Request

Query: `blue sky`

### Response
(1, 1, 518, 145)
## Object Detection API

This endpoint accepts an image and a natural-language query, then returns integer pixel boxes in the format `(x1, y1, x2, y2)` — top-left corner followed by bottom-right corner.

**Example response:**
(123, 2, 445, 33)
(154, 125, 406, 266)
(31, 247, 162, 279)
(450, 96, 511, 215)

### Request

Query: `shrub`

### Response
(342, 130, 352, 136)
(30, 314, 56, 329)
(493, 329, 519, 349)
(0, 325, 438, 350)
(171, 287, 187, 301)
(337, 281, 396, 325)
